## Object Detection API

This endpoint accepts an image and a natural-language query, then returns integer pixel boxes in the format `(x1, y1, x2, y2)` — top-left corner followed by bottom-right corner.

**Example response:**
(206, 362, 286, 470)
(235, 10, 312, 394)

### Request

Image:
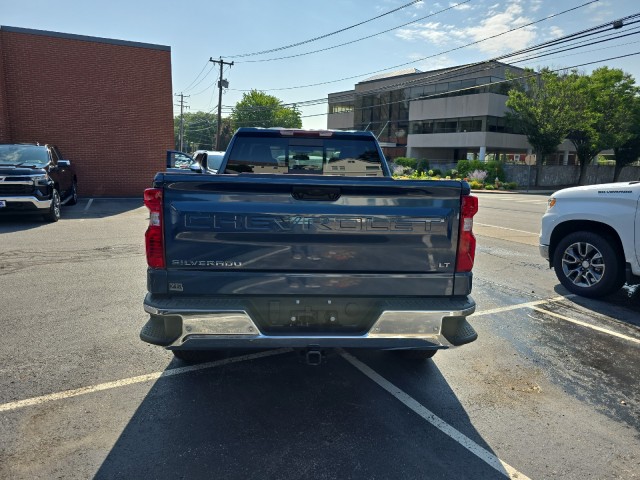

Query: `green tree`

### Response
(613, 95, 640, 181)
(231, 90, 302, 129)
(217, 117, 235, 151)
(505, 68, 572, 186)
(566, 67, 638, 185)
(173, 111, 217, 152)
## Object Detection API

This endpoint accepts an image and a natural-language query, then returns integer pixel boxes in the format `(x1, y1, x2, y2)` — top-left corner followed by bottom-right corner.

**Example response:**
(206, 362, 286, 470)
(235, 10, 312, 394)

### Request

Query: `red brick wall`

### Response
(0, 28, 173, 196)
(0, 35, 11, 143)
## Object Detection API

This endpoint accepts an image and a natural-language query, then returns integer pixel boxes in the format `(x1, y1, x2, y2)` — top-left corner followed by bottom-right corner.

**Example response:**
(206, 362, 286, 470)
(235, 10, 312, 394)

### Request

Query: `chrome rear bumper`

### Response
(141, 294, 477, 351)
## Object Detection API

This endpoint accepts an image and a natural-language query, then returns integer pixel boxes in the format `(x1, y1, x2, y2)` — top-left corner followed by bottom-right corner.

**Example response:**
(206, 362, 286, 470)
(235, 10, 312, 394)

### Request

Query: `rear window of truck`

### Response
(224, 137, 384, 176)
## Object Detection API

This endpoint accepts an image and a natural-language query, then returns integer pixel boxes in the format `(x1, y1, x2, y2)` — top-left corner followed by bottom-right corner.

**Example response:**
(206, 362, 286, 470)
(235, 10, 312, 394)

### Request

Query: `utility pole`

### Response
(174, 93, 190, 151)
(209, 57, 234, 150)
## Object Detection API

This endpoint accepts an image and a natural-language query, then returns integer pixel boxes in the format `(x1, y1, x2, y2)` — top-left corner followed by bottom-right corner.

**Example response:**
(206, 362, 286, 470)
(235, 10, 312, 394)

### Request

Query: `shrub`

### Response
(456, 159, 485, 178)
(416, 158, 430, 173)
(457, 159, 506, 181)
(504, 182, 518, 190)
(468, 169, 488, 182)
(391, 164, 408, 176)
(484, 184, 495, 190)
(485, 160, 506, 181)
(393, 157, 418, 169)
(469, 180, 483, 190)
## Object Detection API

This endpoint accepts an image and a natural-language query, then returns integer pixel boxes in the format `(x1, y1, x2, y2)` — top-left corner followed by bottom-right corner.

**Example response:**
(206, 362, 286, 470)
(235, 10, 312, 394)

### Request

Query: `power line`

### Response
(228, 0, 599, 90)
(294, 51, 640, 120)
(184, 16, 640, 121)
(186, 38, 640, 122)
(518, 39, 640, 66)
(279, 14, 640, 108)
(181, 60, 213, 93)
(186, 0, 600, 111)
(213, 31, 639, 118)
(215, 20, 640, 116)
(235, 1, 474, 63)
(223, 0, 425, 58)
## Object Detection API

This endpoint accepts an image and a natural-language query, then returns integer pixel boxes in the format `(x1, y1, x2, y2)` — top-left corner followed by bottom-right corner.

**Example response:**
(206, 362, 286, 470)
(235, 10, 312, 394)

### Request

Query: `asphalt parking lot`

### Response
(0, 196, 639, 479)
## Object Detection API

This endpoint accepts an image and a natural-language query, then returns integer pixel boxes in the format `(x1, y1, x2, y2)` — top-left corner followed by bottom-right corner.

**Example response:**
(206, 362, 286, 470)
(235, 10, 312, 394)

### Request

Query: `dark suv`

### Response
(0, 144, 78, 222)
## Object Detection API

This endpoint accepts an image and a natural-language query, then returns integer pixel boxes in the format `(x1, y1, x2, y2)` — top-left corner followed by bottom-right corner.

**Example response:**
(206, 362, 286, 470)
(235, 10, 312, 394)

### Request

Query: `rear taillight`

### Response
(456, 194, 478, 273)
(144, 188, 165, 269)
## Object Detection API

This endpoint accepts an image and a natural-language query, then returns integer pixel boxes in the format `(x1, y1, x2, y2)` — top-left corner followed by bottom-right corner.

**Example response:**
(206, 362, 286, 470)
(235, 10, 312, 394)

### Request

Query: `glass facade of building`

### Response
(352, 76, 509, 139)
(409, 115, 523, 135)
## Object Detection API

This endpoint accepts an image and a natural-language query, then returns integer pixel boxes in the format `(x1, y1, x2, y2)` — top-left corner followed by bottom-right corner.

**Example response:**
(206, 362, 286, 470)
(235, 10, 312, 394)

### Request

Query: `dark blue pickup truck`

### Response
(141, 128, 478, 363)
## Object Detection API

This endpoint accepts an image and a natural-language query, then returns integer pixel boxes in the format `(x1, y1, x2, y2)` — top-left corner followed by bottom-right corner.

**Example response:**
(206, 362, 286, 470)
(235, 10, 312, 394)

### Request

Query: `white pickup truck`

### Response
(539, 181, 640, 297)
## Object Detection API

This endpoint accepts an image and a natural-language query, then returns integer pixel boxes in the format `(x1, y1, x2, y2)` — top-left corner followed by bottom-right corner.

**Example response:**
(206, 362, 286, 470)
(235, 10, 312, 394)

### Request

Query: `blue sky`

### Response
(2, 0, 639, 129)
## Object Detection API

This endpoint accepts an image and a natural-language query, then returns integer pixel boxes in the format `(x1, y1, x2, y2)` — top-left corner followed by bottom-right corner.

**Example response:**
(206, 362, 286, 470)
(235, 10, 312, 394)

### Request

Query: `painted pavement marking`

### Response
(340, 350, 531, 480)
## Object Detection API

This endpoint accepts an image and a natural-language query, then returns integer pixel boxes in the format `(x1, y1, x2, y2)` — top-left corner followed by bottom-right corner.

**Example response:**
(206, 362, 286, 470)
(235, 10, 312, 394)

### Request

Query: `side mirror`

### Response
(58, 160, 71, 168)
(189, 163, 203, 173)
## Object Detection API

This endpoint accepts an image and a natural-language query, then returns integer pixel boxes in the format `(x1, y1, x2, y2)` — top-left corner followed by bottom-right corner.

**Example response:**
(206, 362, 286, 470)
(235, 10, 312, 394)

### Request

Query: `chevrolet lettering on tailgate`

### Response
(185, 213, 445, 233)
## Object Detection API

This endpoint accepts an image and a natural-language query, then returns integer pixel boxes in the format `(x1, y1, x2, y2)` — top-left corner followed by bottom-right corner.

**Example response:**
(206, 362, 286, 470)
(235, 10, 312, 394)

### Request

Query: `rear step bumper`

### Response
(141, 294, 477, 351)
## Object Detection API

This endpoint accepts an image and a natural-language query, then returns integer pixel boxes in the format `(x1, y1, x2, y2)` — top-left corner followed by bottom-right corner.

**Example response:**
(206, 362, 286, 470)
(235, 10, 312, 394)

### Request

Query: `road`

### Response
(0, 194, 638, 479)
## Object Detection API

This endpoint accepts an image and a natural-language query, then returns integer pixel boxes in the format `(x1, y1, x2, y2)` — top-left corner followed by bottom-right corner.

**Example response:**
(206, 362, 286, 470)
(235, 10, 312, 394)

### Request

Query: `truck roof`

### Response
(234, 127, 377, 140)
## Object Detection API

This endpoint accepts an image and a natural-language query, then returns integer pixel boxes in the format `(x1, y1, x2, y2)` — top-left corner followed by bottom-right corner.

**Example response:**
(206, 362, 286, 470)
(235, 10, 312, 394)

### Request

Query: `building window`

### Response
(459, 117, 483, 132)
(434, 120, 457, 133)
(329, 103, 354, 114)
(409, 115, 523, 135)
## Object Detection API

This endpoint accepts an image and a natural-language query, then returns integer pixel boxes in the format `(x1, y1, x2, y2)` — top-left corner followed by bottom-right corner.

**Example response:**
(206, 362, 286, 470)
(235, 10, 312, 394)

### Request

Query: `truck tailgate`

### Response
(159, 174, 466, 296)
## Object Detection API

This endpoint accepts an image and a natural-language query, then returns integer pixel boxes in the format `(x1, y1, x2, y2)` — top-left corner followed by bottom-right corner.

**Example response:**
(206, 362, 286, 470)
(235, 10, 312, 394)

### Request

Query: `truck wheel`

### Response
(43, 189, 61, 222)
(396, 349, 437, 360)
(172, 349, 222, 363)
(553, 231, 624, 298)
(67, 180, 78, 206)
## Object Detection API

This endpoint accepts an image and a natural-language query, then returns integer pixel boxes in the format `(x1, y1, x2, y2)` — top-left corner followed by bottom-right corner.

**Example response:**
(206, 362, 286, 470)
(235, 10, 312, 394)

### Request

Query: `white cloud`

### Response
(408, 53, 455, 71)
(529, 0, 543, 13)
(585, 0, 612, 22)
(465, 3, 537, 54)
(548, 26, 564, 39)
(395, 1, 538, 55)
(449, 1, 472, 10)
(396, 22, 451, 44)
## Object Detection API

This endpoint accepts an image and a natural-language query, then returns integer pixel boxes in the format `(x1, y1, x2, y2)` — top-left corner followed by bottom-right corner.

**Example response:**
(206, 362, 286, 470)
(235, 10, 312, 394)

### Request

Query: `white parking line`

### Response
(340, 350, 531, 480)
(531, 306, 640, 345)
(83, 198, 94, 212)
(472, 296, 568, 316)
(475, 222, 538, 235)
(474, 297, 638, 344)
(0, 349, 291, 413)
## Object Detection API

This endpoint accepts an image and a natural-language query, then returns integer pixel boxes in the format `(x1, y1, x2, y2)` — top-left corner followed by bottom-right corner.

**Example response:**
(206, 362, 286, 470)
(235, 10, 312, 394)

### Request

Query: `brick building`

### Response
(0, 26, 173, 196)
